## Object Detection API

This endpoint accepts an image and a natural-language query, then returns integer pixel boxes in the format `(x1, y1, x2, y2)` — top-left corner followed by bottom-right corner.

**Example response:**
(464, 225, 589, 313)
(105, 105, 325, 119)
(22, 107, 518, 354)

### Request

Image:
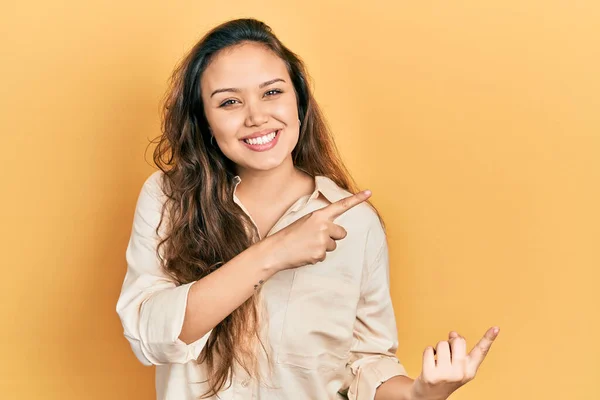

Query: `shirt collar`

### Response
(313, 175, 348, 204)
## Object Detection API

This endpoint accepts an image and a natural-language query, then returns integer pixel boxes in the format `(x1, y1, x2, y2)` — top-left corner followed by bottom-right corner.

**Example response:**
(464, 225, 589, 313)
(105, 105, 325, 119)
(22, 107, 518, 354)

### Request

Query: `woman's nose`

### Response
(244, 101, 269, 127)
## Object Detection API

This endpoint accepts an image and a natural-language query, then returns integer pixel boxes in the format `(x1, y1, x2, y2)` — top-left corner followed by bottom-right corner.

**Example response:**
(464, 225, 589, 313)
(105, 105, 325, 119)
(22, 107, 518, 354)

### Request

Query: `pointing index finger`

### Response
(323, 190, 372, 220)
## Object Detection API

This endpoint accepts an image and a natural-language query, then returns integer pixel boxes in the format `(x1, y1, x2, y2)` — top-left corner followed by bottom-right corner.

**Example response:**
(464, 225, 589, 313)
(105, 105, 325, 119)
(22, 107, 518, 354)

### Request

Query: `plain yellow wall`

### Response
(2, 1, 598, 399)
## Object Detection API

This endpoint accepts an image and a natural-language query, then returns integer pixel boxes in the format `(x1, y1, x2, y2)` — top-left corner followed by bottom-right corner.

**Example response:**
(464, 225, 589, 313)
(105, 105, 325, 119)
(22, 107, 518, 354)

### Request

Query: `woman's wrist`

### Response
(375, 375, 415, 400)
(250, 235, 288, 274)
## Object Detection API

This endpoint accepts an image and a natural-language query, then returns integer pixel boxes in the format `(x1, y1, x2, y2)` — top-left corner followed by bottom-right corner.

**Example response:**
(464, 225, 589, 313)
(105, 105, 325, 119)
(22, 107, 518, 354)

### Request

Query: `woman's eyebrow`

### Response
(210, 78, 286, 98)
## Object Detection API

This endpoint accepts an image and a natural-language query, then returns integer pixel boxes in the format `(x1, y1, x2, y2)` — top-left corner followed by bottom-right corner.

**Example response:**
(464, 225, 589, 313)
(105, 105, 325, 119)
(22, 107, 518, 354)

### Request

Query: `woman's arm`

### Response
(178, 237, 281, 343)
(341, 218, 412, 399)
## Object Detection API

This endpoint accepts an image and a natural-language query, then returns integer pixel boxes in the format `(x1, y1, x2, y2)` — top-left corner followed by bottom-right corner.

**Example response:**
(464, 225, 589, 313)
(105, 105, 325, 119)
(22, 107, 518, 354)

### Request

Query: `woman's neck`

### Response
(235, 163, 314, 207)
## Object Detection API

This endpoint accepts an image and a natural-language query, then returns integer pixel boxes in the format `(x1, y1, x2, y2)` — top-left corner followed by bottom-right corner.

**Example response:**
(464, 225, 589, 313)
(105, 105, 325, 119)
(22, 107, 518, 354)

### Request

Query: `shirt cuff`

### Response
(137, 281, 198, 365)
(348, 356, 408, 400)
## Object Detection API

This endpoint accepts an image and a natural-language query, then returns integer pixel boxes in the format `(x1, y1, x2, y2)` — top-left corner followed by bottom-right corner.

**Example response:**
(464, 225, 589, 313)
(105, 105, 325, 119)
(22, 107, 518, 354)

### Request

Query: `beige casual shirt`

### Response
(116, 171, 408, 400)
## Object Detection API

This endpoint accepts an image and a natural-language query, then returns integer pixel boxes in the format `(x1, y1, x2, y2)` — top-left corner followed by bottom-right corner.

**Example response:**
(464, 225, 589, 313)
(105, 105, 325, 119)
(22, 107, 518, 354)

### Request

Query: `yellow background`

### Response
(2, 1, 598, 399)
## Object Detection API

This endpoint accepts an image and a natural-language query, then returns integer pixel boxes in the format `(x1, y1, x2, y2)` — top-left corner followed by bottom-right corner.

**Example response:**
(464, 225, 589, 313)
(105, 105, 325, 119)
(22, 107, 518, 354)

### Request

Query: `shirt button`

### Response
(241, 379, 249, 388)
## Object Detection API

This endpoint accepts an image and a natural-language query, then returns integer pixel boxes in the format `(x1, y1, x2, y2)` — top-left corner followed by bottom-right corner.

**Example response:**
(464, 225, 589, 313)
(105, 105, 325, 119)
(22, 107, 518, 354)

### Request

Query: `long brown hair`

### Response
(151, 18, 382, 398)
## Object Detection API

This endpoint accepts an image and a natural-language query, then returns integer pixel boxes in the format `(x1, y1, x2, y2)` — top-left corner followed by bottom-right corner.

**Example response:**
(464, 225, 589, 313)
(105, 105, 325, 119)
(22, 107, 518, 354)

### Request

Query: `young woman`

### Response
(116, 18, 499, 400)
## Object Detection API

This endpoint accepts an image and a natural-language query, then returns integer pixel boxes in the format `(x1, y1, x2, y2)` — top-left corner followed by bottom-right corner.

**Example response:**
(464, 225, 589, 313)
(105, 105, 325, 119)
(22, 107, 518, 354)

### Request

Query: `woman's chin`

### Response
(240, 150, 293, 171)
(249, 160, 287, 172)
(237, 154, 291, 173)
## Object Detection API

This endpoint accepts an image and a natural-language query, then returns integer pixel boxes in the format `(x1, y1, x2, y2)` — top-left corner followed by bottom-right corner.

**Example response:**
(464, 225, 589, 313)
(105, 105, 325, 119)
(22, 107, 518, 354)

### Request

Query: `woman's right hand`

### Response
(263, 189, 372, 271)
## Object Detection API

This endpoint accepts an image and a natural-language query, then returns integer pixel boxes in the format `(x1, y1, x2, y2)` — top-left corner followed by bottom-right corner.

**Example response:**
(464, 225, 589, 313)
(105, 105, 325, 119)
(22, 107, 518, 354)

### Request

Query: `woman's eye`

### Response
(219, 99, 238, 107)
(264, 89, 282, 97)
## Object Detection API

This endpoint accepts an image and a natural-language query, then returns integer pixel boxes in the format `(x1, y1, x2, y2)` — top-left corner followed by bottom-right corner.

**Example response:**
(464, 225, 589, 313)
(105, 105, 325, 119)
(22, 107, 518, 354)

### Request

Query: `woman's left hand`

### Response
(409, 327, 500, 400)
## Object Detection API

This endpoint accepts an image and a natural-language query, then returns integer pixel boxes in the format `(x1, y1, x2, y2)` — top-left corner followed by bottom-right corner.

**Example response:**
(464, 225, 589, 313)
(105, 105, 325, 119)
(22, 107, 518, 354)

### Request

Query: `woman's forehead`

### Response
(202, 43, 290, 91)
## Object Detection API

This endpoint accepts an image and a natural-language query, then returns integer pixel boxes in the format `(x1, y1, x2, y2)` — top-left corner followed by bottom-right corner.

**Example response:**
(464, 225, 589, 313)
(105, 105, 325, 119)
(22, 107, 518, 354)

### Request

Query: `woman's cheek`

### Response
(213, 111, 244, 141)
(272, 101, 299, 124)
(225, 113, 245, 135)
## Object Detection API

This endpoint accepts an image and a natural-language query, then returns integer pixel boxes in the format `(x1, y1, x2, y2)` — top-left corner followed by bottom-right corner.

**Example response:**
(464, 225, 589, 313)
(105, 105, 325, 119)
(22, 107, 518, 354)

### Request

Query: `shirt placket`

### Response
(234, 375, 254, 399)
(229, 177, 322, 399)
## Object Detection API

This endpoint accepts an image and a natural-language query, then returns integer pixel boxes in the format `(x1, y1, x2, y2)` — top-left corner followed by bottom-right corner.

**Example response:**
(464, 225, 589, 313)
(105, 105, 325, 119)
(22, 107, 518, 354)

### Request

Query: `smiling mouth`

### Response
(241, 130, 280, 145)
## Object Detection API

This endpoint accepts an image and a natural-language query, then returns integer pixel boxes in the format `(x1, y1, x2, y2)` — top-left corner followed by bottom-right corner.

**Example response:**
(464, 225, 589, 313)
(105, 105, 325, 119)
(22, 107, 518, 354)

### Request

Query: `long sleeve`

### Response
(346, 223, 408, 399)
(115, 171, 210, 366)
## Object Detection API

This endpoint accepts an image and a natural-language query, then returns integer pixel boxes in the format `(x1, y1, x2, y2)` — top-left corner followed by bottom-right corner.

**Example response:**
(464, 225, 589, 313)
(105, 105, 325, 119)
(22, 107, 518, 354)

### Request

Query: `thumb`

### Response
(468, 326, 500, 371)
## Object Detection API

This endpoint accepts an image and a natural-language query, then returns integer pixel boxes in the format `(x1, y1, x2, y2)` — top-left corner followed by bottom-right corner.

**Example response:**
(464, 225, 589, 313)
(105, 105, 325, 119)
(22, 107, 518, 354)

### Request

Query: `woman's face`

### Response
(201, 42, 300, 173)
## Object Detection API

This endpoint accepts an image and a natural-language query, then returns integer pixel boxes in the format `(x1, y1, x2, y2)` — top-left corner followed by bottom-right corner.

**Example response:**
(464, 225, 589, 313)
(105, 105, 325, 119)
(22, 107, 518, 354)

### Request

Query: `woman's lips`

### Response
(240, 130, 281, 152)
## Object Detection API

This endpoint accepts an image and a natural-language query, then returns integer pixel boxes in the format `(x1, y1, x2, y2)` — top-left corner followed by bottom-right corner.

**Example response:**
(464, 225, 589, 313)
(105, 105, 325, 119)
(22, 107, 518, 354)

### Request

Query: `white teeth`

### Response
(244, 131, 277, 145)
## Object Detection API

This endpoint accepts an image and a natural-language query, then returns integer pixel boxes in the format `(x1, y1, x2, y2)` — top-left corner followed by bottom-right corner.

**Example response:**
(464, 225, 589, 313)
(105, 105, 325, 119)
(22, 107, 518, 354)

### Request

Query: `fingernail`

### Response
(493, 327, 500, 335)
(363, 190, 371, 196)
